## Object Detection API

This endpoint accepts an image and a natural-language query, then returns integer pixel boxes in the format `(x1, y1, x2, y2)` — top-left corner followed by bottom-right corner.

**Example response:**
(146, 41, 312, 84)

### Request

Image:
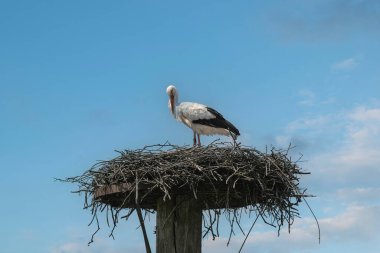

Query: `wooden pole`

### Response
(156, 195, 202, 253)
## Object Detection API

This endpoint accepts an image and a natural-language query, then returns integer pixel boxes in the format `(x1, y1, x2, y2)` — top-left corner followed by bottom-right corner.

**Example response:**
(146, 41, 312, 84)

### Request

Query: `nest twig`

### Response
(59, 141, 315, 249)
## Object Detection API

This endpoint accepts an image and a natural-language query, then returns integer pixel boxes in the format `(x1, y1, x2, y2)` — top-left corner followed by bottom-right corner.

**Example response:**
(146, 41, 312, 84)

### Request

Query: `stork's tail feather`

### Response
(225, 120, 240, 137)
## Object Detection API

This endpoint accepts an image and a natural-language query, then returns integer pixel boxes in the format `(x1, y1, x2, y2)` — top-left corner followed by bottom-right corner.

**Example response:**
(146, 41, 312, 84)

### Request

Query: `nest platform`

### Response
(60, 142, 315, 250)
(93, 146, 305, 211)
(66, 142, 309, 212)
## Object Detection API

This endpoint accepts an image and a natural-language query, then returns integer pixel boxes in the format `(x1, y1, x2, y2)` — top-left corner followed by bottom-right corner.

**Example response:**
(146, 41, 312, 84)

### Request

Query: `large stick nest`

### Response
(61, 142, 313, 244)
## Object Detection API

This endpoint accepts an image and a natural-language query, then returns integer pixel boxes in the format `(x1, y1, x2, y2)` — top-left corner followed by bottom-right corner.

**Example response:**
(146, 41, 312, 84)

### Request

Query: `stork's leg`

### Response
(232, 134, 237, 147)
(197, 134, 201, 146)
(193, 131, 197, 147)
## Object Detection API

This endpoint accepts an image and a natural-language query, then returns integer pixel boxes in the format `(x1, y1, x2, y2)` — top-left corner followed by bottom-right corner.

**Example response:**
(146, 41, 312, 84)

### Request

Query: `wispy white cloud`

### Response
(298, 89, 316, 106)
(275, 104, 380, 188)
(274, 135, 291, 147)
(335, 187, 380, 204)
(50, 238, 143, 253)
(297, 89, 336, 107)
(286, 115, 331, 132)
(331, 58, 357, 71)
(51, 242, 92, 253)
(18, 228, 38, 241)
(320, 97, 336, 105)
(348, 106, 380, 121)
(204, 204, 380, 253)
(274, 110, 334, 150)
(320, 204, 380, 242)
(312, 106, 380, 184)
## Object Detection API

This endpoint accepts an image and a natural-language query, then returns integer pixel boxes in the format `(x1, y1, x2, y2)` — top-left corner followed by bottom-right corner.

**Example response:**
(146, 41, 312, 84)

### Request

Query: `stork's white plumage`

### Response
(166, 85, 240, 146)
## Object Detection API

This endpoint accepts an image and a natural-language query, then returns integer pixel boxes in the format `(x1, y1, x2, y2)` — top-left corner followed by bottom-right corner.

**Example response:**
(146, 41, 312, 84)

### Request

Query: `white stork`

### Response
(166, 85, 240, 146)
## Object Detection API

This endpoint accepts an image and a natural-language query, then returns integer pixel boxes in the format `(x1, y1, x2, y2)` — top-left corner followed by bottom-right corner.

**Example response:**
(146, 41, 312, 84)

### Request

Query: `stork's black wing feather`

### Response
(192, 107, 240, 136)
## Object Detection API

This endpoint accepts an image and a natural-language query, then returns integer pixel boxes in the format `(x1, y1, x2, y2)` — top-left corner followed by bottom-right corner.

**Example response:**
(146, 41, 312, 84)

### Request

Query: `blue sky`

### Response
(1, 0, 379, 252)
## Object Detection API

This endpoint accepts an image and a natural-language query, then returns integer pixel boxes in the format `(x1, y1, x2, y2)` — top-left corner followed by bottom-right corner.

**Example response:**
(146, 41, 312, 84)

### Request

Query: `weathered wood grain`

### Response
(156, 195, 202, 253)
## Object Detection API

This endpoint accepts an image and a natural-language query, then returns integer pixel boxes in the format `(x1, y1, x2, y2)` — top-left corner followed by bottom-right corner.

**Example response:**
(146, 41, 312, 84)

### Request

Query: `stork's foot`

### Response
(193, 142, 201, 147)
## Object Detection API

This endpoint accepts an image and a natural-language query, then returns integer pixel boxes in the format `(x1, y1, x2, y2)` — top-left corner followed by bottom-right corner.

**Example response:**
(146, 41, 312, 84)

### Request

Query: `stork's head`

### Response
(166, 85, 178, 115)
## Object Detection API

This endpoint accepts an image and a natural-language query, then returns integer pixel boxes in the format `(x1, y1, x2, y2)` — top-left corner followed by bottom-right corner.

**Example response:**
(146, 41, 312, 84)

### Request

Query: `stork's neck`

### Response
(173, 93, 179, 106)
(169, 93, 179, 117)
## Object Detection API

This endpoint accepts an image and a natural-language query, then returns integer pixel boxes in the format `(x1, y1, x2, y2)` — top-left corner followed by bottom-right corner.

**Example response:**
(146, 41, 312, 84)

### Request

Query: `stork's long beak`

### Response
(170, 94, 175, 115)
